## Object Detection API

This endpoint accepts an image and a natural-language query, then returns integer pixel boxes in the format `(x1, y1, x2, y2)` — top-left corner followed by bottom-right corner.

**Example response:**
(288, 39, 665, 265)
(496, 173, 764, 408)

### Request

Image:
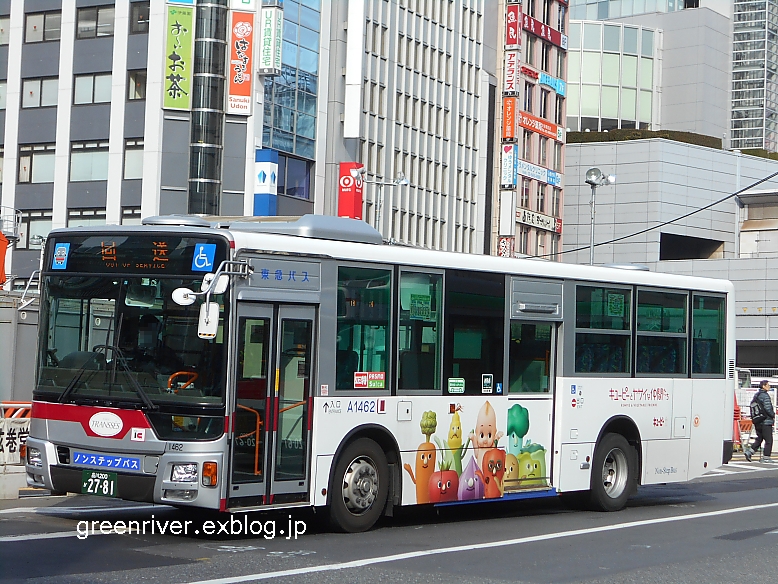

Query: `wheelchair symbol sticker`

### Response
(52, 243, 70, 270)
(191, 243, 216, 272)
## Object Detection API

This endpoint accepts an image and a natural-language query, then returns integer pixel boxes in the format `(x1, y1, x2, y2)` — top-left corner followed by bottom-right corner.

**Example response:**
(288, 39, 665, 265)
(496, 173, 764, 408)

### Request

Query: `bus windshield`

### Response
(36, 275, 228, 408)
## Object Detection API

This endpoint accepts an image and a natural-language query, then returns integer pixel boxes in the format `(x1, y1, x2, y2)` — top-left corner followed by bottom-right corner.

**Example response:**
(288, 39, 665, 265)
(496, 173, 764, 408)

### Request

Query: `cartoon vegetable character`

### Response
(475, 447, 506, 499)
(433, 404, 469, 476)
(469, 401, 504, 471)
(457, 455, 484, 500)
(403, 410, 438, 503)
(428, 460, 459, 503)
(503, 453, 519, 492)
(507, 404, 530, 457)
(518, 440, 548, 487)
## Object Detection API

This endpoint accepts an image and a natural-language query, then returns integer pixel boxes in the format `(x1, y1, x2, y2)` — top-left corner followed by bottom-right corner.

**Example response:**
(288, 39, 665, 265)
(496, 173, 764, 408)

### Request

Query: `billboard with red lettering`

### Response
(522, 13, 568, 50)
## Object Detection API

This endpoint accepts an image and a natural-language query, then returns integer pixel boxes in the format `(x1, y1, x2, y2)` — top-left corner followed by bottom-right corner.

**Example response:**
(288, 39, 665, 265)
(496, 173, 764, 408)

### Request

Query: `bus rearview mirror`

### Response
(198, 302, 219, 339)
(200, 273, 229, 295)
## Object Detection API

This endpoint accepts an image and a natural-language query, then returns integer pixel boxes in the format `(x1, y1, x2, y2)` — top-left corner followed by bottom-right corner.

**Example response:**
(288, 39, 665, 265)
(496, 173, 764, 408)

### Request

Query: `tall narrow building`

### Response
(731, 0, 778, 151)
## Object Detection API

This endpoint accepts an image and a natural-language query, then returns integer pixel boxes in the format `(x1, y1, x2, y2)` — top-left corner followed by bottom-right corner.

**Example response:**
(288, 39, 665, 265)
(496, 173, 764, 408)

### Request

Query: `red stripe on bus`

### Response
(273, 397, 279, 432)
(225, 415, 230, 434)
(220, 498, 227, 512)
(306, 395, 313, 431)
(31, 401, 151, 439)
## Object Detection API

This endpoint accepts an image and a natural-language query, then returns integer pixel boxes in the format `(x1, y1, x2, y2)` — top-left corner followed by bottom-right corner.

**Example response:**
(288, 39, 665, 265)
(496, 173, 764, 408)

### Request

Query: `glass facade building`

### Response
(566, 21, 659, 132)
(261, 0, 322, 201)
(569, 0, 692, 21)
(731, 0, 778, 151)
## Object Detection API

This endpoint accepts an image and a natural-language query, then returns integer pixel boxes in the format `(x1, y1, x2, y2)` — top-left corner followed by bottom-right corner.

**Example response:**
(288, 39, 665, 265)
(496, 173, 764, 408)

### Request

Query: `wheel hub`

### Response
(342, 456, 379, 514)
(601, 447, 628, 499)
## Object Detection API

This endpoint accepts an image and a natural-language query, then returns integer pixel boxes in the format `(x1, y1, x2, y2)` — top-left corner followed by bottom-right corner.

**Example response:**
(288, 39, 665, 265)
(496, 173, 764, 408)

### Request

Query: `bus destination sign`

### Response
(47, 235, 228, 275)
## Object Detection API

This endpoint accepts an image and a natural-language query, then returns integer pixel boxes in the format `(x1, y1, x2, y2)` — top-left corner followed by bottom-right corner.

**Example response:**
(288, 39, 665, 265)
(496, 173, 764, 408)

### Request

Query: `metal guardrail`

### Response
(747, 368, 778, 380)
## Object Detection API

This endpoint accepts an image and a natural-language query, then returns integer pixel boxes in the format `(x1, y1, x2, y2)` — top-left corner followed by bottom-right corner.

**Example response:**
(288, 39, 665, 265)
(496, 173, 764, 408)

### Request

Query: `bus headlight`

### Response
(27, 447, 42, 467)
(171, 463, 198, 482)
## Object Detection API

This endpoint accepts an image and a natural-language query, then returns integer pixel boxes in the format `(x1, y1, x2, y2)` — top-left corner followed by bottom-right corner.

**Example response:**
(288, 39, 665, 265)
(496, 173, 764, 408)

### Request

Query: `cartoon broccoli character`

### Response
(507, 403, 530, 457)
(404, 410, 438, 503)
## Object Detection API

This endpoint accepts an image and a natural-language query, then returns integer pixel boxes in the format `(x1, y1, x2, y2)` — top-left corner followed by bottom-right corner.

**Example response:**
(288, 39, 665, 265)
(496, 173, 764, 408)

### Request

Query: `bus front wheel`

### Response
(328, 438, 388, 533)
(589, 433, 636, 512)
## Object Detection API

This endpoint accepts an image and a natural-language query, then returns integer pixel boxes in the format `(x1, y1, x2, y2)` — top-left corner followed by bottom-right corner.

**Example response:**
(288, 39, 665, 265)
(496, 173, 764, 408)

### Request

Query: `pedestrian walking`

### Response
(745, 380, 776, 463)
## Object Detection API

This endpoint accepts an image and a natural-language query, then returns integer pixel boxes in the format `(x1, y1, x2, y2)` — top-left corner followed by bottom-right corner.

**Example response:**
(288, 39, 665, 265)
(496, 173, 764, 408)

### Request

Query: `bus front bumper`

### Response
(25, 437, 223, 509)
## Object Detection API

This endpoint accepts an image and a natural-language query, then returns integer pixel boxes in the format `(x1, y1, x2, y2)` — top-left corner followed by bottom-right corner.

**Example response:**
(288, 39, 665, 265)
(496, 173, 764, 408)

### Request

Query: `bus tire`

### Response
(328, 437, 388, 533)
(589, 433, 635, 512)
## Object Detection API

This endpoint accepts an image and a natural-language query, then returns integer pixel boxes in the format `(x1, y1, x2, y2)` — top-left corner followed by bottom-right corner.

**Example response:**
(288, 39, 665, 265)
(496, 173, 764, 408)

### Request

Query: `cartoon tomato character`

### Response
(428, 461, 459, 503)
(403, 410, 438, 504)
(469, 401, 504, 472)
(475, 448, 506, 499)
(517, 443, 547, 487)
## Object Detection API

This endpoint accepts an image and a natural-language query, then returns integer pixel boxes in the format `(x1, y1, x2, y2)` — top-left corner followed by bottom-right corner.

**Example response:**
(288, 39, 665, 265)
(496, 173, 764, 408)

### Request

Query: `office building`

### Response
(495, 0, 568, 260)
(0, 0, 500, 288)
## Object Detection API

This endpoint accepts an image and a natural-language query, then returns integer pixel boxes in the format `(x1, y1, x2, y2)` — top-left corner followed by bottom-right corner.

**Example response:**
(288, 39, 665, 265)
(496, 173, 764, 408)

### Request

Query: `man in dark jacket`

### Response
(745, 380, 776, 462)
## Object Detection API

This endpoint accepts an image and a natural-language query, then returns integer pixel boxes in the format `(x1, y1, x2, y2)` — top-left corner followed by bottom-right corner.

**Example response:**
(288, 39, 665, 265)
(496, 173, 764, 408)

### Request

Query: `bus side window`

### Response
(398, 271, 442, 392)
(443, 270, 505, 396)
(692, 294, 725, 376)
(574, 285, 632, 374)
(336, 266, 392, 390)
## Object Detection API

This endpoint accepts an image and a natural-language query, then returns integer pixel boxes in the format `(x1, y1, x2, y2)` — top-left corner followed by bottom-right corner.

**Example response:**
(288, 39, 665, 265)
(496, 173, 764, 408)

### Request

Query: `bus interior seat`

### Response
(399, 350, 435, 389)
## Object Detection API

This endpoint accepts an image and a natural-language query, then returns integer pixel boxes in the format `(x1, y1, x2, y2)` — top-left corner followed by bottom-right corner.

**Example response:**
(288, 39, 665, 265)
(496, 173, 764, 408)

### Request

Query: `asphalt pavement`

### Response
(2, 458, 778, 584)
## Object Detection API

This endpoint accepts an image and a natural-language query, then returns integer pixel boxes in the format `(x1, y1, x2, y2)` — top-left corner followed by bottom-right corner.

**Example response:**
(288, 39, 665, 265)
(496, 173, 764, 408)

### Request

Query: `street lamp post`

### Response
(584, 167, 615, 265)
(350, 168, 409, 230)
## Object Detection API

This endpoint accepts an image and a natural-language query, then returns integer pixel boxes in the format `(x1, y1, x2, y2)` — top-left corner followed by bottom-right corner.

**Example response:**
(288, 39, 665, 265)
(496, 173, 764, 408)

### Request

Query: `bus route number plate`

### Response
(81, 470, 117, 497)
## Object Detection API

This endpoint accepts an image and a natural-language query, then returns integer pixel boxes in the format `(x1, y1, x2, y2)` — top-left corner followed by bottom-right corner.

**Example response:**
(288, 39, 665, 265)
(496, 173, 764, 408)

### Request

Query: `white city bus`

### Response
(26, 215, 735, 532)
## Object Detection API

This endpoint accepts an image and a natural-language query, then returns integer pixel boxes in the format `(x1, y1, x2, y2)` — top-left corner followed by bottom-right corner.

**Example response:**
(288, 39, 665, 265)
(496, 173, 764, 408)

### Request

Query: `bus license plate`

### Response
(81, 470, 117, 497)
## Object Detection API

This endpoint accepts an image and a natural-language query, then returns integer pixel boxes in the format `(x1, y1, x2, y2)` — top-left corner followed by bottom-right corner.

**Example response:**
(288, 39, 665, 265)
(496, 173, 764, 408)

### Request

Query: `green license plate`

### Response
(81, 470, 117, 497)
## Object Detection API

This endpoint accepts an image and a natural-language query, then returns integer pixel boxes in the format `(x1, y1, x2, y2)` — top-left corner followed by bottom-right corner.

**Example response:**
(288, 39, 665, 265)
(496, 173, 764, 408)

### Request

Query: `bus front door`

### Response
(229, 303, 315, 506)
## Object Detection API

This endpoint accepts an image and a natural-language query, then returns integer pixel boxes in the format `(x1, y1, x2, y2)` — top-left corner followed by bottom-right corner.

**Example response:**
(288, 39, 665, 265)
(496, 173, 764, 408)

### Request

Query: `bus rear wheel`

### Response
(589, 433, 636, 512)
(328, 438, 388, 533)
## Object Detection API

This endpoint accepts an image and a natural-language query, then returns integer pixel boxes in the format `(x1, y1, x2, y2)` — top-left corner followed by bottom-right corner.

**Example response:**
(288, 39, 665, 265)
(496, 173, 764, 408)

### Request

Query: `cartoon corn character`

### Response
(434, 404, 469, 476)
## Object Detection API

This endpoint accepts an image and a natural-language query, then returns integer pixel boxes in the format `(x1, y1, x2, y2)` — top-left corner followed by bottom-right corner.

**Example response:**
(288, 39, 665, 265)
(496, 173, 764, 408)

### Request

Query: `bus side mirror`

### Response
(172, 288, 196, 306)
(198, 302, 220, 339)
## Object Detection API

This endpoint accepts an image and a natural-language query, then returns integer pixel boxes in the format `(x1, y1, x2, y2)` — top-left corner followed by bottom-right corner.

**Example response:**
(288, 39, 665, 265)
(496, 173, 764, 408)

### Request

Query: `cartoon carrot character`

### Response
(404, 410, 437, 504)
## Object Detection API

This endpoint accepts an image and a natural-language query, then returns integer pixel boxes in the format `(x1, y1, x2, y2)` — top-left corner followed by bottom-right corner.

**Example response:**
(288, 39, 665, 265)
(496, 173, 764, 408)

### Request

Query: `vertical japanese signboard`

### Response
(503, 50, 519, 96)
(228, 11, 254, 115)
(258, 6, 284, 76)
(503, 97, 517, 140)
(505, 4, 521, 50)
(500, 144, 517, 189)
(164, 6, 195, 111)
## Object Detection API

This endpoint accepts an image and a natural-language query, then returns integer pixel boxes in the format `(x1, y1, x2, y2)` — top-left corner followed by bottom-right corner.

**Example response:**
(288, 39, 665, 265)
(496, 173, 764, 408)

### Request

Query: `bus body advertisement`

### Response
(25, 215, 735, 532)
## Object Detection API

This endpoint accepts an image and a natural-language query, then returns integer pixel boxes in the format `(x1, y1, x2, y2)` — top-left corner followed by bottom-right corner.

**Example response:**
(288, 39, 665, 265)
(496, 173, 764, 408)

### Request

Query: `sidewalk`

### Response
(0, 465, 27, 499)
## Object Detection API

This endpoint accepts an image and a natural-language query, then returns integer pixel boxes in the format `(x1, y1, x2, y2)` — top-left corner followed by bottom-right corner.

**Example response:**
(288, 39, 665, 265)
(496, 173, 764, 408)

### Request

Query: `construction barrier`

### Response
(0, 402, 31, 465)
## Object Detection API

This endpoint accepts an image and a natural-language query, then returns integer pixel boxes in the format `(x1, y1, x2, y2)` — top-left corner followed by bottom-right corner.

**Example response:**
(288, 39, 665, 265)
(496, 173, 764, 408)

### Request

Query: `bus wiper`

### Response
(58, 357, 100, 404)
(93, 345, 158, 411)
